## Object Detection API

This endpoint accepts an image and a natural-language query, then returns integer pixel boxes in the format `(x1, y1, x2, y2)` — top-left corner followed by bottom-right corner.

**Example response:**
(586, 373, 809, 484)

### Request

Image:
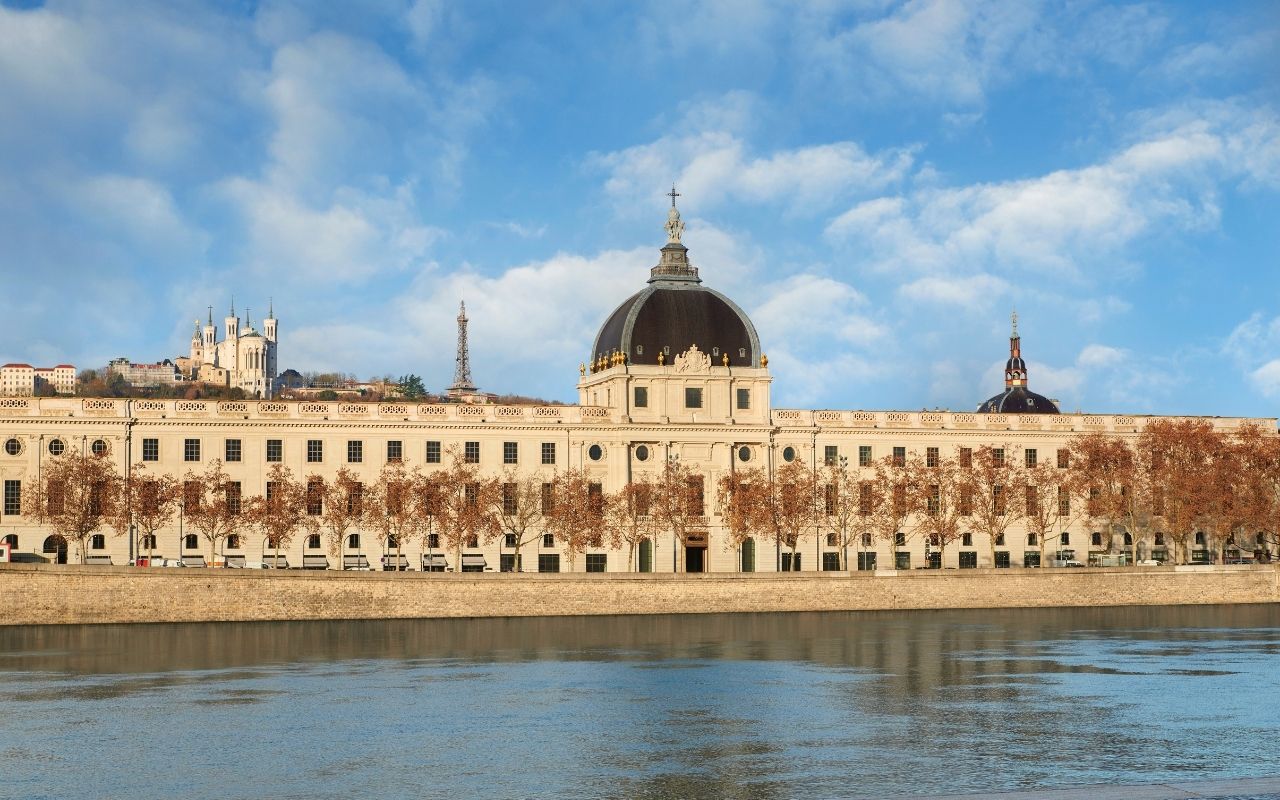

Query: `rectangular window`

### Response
(588, 482, 604, 515)
(858, 482, 872, 515)
(1058, 486, 1070, 516)
(821, 552, 841, 571)
(502, 483, 517, 515)
(541, 482, 553, 515)
(464, 483, 478, 507)
(307, 480, 323, 516)
(464, 441, 480, 464)
(1024, 551, 1041, 568)
(858, 445, 872, 467)
(183, 480, 200, 512)
(824, 445, 838, 466)
(959, 551, 977, 568)
(387, 440, 403, 462)
(894, 531, 906, 547)
(500, 553, 521, 573)
(992, 448, 1005, 467)
(349, 483, 364, 515)
(634, 387, 648, 408)
(183, 438, 200, 462)
(585, 554, 607, 573)
(995, 533, 1005, 546)
(1025, 448, 1037, 468)
(1061, 532, 1071, 546)
(504, 533, 517, 548)
(993, 484, 1006, 515)
(926, 447, 939, 468)
(503, 442, 518, 464)
(684, 387, 703, 409)
(1057, 448, 1070, 469)
(307, 440, 323, 463)
(927, 485, 940, 515)
(426, 441, 441, 463)
(781, 552, 802, 571)
(892, 446, 906, 467)
(962, 532, 973, 547)
(141, 438, 159, 462)
(224, 439, 242, 463)
(3, 480, 19, 516)
(91, 534, 105, 549)
(266, 439, 282, 462)
(347, 440, 363, 463)
(736, 388, 750, 410)
(542, 532, 554, 548)
(538, 553, 560, 573)
(895, 551, 911, 570)
(1027, 532, 1038, 546)
(1026, 485, 1039, 516)
(541, 442, 555, 465)
(857, 552, 877, 571)
(824, 484, 837, 515)
(995, 551, 1011, 568)
(1092, 532, 1102, 547)
(227, 482, 241, 516)
(959, 447, 972, 468)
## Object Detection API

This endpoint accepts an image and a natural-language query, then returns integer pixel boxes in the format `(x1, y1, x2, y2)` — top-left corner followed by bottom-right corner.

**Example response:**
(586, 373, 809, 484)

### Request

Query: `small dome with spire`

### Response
(978, 311, 1060, 414)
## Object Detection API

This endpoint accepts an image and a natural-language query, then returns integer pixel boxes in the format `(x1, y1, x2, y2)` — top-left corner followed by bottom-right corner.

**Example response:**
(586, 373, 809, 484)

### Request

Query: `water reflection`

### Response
(0, 605, 1278, 800)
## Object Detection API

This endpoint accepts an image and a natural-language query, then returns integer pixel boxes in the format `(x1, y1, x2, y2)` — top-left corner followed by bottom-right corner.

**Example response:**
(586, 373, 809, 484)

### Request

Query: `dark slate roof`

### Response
(591, 283, 760, 367)
(977, 386, 1060, 414)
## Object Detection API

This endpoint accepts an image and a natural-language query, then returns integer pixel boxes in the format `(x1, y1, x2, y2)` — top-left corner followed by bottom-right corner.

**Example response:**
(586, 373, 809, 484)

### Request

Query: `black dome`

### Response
(591, 242, 761, 368)
(978, 386, 1060, 414)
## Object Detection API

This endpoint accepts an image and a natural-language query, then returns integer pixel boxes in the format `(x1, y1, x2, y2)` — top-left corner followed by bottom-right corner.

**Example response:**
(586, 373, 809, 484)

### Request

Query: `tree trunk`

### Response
(1040, 536, 1047, 568)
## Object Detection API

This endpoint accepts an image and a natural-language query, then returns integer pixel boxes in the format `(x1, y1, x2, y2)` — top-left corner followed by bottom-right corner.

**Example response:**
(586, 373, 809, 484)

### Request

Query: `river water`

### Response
(1, 606, 1279, 800)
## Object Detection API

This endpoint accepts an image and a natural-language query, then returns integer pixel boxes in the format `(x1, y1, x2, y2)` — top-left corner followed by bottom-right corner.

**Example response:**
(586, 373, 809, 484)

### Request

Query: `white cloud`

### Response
(1076, 344, 1127, 370)
(898, 274, 1009, 311)
(825, 103, 1280, 280)
(1249, 361, 1280, 399)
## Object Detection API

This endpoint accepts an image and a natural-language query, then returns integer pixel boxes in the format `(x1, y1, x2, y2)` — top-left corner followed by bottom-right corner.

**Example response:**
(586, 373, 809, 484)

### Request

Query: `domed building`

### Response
(977, 312, 1060, 415)
(591, 193, 761, 371)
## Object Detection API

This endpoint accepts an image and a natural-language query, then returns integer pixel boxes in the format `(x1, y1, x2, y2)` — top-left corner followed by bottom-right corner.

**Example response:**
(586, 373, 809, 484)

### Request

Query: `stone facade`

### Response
(0, 395, 1272, 573)
(0, 563, 1274, 626)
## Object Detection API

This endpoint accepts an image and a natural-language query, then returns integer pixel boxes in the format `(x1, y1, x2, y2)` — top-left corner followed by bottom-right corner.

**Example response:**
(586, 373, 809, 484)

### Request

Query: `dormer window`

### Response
(739, 348, 746, 358)
(635, 345, 644, 355)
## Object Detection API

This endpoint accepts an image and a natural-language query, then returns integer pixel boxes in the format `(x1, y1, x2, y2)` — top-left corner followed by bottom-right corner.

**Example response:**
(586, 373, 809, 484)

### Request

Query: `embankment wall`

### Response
(1, 563, 1277, 626)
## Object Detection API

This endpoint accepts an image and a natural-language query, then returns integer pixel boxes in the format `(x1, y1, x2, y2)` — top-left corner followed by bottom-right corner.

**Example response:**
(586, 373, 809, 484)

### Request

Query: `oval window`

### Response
(91, 439, 108, 456)
(635, 444, 649, 462)
(48, 439, 65, 456)
(588, 444, 603, 461)
(782, 446, 796, 463)
(4, 438, 20, 456)
(738, 446, 751, 463)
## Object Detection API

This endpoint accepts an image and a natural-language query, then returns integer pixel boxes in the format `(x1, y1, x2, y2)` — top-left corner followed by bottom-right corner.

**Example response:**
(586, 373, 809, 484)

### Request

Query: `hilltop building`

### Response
(0, 364, 75, 396)
(106, 358, 182, 388)
(0, 197, 1273, 572)
(183, 302, 279, 398)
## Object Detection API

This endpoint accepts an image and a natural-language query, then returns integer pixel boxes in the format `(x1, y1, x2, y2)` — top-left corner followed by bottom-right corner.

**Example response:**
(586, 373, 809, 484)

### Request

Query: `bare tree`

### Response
(608, 475, 662, 572)
(23, 446, 122, 563)
(650, 459, 708, 572)
(110, 463, 179, 562)
(491, 470, 546, 572)
(748, 459, 818, 571)
(864, 455, 916, 568)
(968, 444, 1024, 567)
(182, 459, 241, 565)
(429, 450, 500, 572)
(365, 461, 425, 569)
(545, 467, 608, 570)
(1142, 421, 1217, 564)
(821, 457, 864, 570)
(1023, 461, 1082, 567)
(245, 464, 315, 568)
(906, 453, 971, 568)
(716, 467, 767, 570)
(317, 467, 366, 567)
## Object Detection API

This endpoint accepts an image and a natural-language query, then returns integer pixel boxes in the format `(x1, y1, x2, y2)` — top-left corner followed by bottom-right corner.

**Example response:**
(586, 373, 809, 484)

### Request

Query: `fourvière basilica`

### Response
(0, 198, 1272, 572)
(181, 301, 279, 398)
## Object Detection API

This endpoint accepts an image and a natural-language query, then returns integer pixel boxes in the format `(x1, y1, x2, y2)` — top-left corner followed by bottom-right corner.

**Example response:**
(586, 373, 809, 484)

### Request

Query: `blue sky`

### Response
(1, 0, 1277, 415)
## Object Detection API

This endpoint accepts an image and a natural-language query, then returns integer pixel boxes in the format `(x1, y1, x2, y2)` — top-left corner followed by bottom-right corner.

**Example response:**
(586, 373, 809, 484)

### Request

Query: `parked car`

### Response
(1137, 559, 1163, 566)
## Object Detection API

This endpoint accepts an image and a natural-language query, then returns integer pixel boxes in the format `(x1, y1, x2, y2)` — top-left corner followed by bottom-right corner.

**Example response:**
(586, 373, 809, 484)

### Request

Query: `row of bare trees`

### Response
(22, 421, 1280, 567)
(21, 445, 710, 569)
(716, 420, 1280, 568)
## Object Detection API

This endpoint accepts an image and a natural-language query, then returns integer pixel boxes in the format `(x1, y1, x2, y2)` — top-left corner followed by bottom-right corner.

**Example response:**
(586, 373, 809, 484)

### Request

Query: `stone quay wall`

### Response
(1, 563, 1277, 626)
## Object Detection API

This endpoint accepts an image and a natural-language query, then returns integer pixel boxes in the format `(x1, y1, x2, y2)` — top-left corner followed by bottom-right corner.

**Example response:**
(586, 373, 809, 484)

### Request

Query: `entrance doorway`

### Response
(685, 546, 706, 573)
(42, 535, 68, 564)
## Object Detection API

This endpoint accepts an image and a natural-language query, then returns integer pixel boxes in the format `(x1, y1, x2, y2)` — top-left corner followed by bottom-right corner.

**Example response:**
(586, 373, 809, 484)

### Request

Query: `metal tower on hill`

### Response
(447, 300, 478, 399)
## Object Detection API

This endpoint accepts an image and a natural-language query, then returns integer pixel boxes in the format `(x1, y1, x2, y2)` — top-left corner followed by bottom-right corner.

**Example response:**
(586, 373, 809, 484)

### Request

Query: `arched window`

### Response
(347, 533, 360, 550)
(184, 534, 198, 550)
(42, 535, 67, 564)
(307, 534, 321, 549)
(2, 533, 17, 549)
(90, 534, 105, 549)
(226, 534, 241, 549)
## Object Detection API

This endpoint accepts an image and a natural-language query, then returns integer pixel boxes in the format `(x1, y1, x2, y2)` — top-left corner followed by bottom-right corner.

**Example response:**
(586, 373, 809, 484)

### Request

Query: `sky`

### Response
(1, 0, 1277, 416)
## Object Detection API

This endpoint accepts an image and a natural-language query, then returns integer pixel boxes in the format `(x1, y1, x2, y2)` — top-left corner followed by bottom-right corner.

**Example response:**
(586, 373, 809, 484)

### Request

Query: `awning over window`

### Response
(461, 555, 486, 567)
(422, 554, 449, 567)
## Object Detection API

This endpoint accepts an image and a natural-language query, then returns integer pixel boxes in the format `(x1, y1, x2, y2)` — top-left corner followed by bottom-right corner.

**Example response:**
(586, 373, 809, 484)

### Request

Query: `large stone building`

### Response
(183, 302, 279, 398)
(0, 201, 1273, 571)
(0, 363, 76, 397)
